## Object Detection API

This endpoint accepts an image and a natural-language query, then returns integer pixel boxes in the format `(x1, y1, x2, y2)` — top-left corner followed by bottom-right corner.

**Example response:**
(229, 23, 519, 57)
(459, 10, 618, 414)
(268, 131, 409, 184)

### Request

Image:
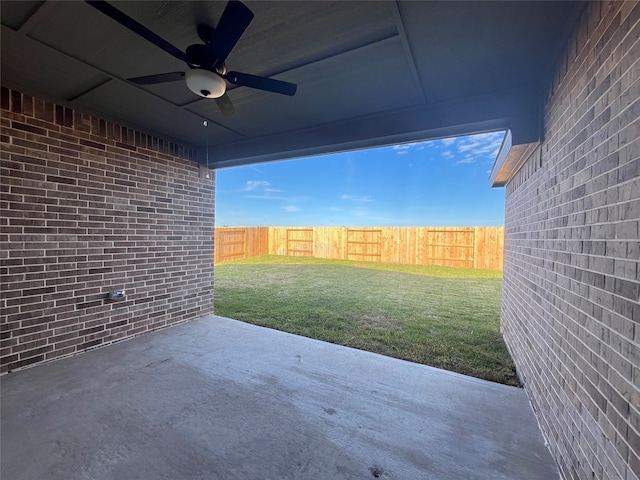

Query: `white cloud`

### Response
(246, 195, 309, 203)
(391, 142, 426, 155)
(392, 143, 416, 150)
(242, 180, 270, 191)
(264, 188, 284, 193)
(245, 195, 287, 200)
(456, 132, 504, 157)
(282, 205, 301, 213)
(438, 131, 505, 165)
(340, 194, 374, 203)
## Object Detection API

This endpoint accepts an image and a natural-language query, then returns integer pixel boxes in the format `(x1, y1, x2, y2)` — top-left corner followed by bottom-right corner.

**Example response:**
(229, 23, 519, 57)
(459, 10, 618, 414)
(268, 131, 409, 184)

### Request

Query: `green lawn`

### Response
(213, 255, 518, 386)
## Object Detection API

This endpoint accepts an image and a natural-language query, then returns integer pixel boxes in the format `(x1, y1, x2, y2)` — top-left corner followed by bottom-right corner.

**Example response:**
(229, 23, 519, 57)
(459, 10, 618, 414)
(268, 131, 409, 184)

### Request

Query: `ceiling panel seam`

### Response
(3, 24, 242, 137)
(236, 30, 401, 87)
(67, 78, 113, 102)
(390, 1, 427, 104)
(177, 30, 403, 108)
(17, 0, 60, 35)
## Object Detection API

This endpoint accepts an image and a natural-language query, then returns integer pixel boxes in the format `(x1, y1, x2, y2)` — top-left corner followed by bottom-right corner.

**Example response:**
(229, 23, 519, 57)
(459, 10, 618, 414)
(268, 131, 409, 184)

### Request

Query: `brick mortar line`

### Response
(500, 302, 607, 475)
(541, 129, 638, 192)
(544, 30, 640, 154)
(504, 275, 638, 414)
(547, 1, 633, 116)
(505, 246, 640, 284)
(502, 298, 628, 478)
(504, 266, 636, 385)
(504, 186, 640, 225)
(1, 109, 196, 163)
(507, 145, 638, 205)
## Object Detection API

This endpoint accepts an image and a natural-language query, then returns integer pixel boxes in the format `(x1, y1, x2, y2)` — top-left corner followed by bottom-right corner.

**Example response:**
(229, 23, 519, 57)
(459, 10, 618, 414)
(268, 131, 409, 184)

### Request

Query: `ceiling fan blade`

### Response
(225, 71, 297, 96)
(86, 1, 190, 64)
(128, 72, 186, 85)
(215, 93, 237, 116)
(207, 1, 254, 67)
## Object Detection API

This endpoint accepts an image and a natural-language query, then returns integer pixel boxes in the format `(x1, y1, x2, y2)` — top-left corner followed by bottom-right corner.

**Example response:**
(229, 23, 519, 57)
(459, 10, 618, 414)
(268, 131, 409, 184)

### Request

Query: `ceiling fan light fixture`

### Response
(185, 69, 226, 98)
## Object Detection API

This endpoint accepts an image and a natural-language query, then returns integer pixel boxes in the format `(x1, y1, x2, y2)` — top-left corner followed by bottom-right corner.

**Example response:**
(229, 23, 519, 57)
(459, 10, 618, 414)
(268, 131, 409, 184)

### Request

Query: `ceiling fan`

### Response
(86, 0, 297, 116)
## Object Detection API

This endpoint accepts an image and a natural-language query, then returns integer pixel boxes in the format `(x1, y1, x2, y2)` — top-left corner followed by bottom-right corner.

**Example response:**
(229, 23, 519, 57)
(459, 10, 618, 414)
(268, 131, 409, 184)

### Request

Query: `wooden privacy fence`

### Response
(214, 227, 268, 263)
(214, 226, 504, 270)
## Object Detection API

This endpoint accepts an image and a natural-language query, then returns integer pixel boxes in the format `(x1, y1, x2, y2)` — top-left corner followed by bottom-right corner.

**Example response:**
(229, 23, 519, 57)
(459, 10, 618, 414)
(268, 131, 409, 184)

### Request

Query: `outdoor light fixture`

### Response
(185, 69, 226, 98)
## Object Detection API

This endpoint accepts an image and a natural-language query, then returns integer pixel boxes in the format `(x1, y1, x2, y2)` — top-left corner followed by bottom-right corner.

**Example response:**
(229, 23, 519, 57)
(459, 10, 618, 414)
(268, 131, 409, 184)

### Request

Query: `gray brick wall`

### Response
(501, 2, 639, 479)
(0, 87, 215, 374)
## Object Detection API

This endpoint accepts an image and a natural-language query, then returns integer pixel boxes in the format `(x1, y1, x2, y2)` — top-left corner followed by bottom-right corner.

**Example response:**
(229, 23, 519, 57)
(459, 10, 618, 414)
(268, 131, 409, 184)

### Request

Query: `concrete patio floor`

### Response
(1, 315, 559, 480)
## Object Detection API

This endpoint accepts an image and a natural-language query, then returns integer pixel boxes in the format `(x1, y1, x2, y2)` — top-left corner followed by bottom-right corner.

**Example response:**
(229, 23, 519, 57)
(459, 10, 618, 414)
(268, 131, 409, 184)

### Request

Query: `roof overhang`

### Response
(490, 130, 540, 187)
(1, 1, 584, 170)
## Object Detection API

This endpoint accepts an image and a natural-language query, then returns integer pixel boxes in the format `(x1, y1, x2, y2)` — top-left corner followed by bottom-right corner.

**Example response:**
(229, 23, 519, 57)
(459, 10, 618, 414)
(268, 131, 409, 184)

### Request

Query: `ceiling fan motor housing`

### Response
(185, 69, 226, 98)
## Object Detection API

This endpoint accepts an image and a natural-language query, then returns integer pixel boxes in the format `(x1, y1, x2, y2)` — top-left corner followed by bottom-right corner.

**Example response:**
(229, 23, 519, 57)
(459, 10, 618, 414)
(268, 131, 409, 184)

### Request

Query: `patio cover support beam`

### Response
(203, 84, 541, 169)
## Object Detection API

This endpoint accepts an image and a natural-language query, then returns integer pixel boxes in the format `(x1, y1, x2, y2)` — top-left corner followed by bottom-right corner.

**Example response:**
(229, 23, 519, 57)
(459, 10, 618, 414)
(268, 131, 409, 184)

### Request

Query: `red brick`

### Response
(1, 87, 214, 375)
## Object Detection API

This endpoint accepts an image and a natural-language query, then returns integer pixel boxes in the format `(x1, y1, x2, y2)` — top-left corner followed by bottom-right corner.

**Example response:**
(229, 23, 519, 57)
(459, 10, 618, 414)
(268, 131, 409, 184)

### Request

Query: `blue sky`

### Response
(215, 131, 506, 227)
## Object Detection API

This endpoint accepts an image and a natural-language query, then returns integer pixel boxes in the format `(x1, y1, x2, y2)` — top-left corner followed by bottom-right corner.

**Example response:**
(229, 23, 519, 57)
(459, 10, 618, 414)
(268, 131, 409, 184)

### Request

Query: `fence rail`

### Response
(214, 226, 504, 270)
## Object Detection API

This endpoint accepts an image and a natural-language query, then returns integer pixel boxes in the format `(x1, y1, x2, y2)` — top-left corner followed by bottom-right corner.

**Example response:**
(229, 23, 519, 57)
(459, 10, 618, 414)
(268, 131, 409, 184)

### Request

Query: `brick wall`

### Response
(0, 87, 215, 374)
(501, 2, 639, 479)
